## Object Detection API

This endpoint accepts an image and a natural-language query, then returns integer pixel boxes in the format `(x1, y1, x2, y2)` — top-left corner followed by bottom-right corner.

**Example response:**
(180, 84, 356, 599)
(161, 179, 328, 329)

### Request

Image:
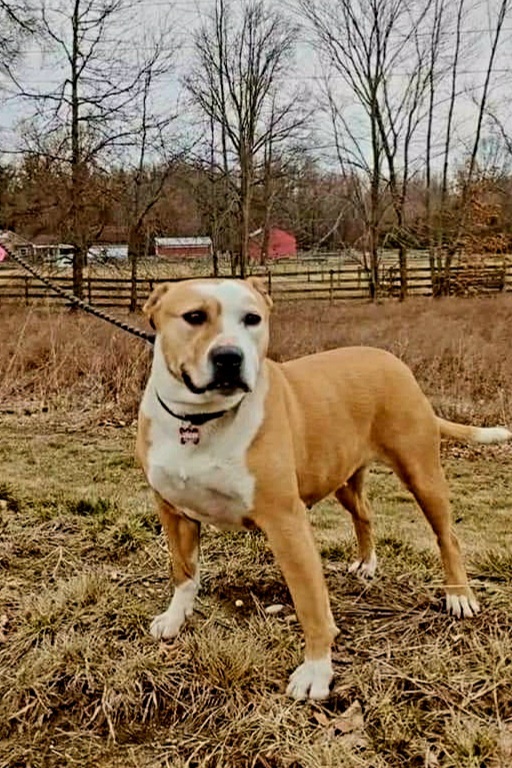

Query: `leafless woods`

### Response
(1, 0, 511, 296)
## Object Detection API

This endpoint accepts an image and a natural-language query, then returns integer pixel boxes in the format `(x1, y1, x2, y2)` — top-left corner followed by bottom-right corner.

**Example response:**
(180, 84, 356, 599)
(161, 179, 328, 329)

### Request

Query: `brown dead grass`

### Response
(0, 420, 511, 767)
(270, 294, 512, 426)
(1, 294, 512, 767)
(1, 294, 511, 425)
(0, 304, 150, 421)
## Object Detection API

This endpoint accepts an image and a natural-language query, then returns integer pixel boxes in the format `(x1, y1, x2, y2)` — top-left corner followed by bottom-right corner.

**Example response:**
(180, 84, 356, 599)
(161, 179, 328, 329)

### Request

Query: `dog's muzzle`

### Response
(209, 345, 247, 391)
(181, 345, 250, 395)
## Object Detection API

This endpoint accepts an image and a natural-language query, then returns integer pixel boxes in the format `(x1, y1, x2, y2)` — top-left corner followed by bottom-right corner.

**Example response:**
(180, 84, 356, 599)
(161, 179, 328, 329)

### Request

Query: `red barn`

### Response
(155, 237, 212, 259)
(248, 228, 296, 261)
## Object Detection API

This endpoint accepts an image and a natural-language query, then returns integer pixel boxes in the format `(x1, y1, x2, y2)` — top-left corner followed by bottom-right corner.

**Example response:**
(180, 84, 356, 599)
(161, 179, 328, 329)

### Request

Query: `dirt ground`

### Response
(1, 415, 511, 768)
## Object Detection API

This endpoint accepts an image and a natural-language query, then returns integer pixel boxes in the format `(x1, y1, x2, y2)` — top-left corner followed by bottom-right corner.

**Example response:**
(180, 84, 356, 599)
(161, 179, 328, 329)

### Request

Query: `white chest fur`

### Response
(142, 372, 267, 530)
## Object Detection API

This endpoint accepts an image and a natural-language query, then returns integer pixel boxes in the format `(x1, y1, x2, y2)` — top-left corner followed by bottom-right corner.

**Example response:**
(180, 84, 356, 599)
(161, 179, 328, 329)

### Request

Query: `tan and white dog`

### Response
(136, 277, 511, 700)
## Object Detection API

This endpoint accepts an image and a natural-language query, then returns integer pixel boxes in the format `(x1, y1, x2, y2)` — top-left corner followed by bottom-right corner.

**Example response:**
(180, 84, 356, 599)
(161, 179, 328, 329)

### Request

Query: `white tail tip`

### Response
(474, 426, 512, 444)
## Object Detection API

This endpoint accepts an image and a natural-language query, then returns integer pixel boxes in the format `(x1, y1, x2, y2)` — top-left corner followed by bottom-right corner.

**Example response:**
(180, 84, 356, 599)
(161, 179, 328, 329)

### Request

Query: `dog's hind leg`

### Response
(335, 468, 377, 578)
(390, 450, 479, 619)
(150, 493, 201, 639)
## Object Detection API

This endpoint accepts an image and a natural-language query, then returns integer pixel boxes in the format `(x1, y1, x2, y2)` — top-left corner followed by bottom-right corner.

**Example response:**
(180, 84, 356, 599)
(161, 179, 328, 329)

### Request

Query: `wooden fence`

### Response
(0, 263, 511, 307)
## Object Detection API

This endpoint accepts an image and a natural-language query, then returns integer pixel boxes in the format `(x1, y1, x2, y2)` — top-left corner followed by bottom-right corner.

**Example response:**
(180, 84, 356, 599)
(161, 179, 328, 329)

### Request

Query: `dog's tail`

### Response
(437, 417, 511, 444)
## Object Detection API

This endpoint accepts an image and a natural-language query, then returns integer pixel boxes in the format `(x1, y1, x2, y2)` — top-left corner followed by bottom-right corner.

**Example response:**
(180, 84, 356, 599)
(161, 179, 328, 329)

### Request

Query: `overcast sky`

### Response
(1, 0, 512, 173)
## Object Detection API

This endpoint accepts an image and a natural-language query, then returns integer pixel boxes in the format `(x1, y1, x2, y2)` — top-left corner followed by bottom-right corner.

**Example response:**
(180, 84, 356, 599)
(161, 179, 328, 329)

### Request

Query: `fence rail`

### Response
(0, 263, 511, 308)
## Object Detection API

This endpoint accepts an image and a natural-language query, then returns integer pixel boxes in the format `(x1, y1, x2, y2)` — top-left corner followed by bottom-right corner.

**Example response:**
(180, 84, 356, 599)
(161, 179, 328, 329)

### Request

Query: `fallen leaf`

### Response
(265, 604, 285, 615)
(312, 710, 331, 728)
(313, 700, 369, 750)
(424, 745, 440, 767)
(331, 699, 364, 734)
(0, 614, 8, 643)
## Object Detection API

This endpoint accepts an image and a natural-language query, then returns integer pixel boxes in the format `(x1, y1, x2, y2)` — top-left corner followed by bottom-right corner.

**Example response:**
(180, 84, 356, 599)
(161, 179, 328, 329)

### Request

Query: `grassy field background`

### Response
(1, 294, 512, 767)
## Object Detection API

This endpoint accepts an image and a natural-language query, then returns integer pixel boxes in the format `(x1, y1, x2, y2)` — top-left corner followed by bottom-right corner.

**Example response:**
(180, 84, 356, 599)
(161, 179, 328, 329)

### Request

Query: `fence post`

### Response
(329, 269, 334, 304)
(267, 269, 272, 297)
(24, 276, 29, 305)
(87, 276, 92, 304)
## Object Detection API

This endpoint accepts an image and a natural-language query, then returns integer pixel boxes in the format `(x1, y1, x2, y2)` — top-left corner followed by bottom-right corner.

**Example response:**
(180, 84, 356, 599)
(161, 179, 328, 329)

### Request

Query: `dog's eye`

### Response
(243, 312, 262, 327)
(182, 310, 207, 326)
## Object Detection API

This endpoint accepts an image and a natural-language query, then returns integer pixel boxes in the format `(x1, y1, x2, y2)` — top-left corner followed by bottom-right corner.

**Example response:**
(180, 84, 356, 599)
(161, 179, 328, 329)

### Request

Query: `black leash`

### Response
(1, 244, 155, 344)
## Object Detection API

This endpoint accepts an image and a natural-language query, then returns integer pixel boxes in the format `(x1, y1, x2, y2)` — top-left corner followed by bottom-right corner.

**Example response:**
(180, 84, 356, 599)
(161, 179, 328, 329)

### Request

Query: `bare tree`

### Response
(0, 1, 36, 74)
(7, 0, 178, 298)
(438, 0, 466, 266)
(187, 0, 306, 278)
(301, 0, 443, 300)
(443, 0, 509, 286)
(121, 32, 187, 311)
(423, 0, 510, 294)
(377, 0, 439, 300)
(196, 115, 239, 275)
(323, 76, 386, 298)
(424, 0, 447, 294)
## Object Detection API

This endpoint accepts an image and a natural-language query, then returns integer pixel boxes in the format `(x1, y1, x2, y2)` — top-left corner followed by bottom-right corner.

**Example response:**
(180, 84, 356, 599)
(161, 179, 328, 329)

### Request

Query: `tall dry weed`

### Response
(1, 294, 511, 424)
(270, 295, 512, 424)
(0, 304, 150, 419)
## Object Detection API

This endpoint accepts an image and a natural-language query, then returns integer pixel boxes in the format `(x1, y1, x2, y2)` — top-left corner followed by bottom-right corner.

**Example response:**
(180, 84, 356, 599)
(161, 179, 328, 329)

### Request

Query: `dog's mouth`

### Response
(181, 368, 250, 396)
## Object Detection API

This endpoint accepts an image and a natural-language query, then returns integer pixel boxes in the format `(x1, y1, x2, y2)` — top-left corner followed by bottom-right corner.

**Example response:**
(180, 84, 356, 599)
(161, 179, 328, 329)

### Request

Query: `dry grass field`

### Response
(1, 294, 512, 767)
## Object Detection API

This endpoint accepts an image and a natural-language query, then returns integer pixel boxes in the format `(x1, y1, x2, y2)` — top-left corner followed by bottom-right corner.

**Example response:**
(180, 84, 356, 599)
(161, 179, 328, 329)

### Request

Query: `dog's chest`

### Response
(146, 422, 255, 530)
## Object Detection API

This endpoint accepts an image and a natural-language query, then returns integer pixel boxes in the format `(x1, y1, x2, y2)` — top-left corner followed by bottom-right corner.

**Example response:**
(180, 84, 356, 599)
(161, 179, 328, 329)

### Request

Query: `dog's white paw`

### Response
(286, 656, 333, 700)
(150, 608, 187, 639)
(348, 550, 377, 579)
(446, 592, 480, 619)
(150, 579, 197, 639)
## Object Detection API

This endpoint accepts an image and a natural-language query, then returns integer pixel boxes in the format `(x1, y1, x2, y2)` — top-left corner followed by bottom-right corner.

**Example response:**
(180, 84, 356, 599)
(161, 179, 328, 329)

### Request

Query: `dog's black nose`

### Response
(210, 345, 243, 371)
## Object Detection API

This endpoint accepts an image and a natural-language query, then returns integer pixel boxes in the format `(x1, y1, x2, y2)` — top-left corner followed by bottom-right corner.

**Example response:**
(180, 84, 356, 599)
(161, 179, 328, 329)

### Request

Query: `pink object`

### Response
(179, 425, 200, 445)
(0, 245, 7, 262)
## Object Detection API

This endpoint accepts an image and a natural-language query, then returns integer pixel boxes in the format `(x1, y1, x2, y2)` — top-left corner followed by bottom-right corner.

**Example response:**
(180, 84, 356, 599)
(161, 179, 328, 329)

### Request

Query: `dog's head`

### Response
(143, 277, 272, 402)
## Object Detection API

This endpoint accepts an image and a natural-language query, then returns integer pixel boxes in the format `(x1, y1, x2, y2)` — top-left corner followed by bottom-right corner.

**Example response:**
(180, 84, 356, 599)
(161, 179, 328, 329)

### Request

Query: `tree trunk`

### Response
(369, 159, 380, 301)
(209, 115, 219, 277)
(428, 247, 437, 297)
(129, 246, 138, 313)
(129, 227, 144, 312)
(71, 0, 83, 299)
(212, 247, 219, 277)
(239, 148, 252, 279)
(398, 242, 407, 301)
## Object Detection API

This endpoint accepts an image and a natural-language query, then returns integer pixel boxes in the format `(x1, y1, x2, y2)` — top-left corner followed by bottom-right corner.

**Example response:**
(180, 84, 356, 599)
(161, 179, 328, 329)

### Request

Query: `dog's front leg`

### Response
(255, 498, 339, 700)
(150, 493, 200, 640)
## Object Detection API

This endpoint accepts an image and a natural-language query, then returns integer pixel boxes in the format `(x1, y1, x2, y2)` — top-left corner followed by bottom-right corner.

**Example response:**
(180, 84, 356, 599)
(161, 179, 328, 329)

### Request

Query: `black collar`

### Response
(155, 389, 230, 426)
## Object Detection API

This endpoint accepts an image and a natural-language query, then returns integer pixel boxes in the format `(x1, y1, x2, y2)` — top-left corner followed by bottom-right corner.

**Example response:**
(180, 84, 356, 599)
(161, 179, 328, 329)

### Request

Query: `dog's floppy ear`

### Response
(143, 283, 170, 330)
(246, 276, 273, 310)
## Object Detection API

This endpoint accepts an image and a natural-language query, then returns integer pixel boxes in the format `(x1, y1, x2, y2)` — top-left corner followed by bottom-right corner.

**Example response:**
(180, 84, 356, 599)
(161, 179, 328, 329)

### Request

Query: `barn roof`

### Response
(249, 227, 295, 240)
(155, 237, 212, 247)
